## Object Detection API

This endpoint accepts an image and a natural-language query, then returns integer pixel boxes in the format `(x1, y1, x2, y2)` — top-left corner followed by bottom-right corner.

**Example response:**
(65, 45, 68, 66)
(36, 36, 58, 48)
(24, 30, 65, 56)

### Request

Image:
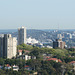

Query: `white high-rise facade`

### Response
(0, 34, 17, 59)
(18, 26, 26, 45)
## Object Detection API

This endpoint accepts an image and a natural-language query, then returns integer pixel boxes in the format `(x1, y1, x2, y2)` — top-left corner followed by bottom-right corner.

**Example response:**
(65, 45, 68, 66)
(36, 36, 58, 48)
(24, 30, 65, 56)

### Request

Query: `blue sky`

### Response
(0, 0, 75, 29)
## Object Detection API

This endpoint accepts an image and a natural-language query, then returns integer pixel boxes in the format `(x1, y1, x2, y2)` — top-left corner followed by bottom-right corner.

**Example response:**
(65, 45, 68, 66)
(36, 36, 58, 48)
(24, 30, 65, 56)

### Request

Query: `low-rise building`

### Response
(17, 55, 31, 60)
(70, 61, 75, 70)
(13, 65, 19, 71)
(18, 50, 30, 56)
(47, 58, 62, 63)
(24, 65, 32, 71)
(5, 64, 11, 69)
(23, 55, 31, 60)
(0, 65, 3, 69)
(31, 56, 36, 59)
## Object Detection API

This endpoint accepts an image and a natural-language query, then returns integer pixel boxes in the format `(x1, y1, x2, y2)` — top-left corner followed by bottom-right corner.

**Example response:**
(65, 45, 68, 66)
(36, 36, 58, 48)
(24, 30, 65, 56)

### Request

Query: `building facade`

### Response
(53, 39, 65, 49)
(0, 34, 17, 59)
(18, 26, 26, 45)
(0, 35, 4, 57)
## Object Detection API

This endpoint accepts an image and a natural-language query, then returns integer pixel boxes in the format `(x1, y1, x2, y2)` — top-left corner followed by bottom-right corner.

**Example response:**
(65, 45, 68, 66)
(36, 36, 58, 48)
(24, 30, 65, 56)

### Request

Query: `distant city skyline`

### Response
(0, 0, 75, 29)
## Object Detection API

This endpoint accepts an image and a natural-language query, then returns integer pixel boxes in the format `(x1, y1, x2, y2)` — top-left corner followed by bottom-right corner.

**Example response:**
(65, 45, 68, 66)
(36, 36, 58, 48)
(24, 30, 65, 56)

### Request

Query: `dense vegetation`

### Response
(0, 44, 75, 75)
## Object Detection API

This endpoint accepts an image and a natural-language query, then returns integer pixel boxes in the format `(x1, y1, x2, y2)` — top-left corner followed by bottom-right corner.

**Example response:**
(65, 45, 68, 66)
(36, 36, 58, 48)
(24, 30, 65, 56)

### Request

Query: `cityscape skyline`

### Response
(0, 0, 75, 29)
(0, 0, 75, 74)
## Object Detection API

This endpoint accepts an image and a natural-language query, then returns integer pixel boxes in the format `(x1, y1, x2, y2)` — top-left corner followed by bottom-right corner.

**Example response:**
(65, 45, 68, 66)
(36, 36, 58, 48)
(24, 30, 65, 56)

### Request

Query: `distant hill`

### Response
(0, 29, 56, 43)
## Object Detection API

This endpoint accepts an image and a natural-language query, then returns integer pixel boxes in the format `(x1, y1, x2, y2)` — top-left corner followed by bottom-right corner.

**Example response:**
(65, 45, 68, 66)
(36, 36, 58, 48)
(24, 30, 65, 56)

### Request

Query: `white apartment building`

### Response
(0, 34, 17, 59)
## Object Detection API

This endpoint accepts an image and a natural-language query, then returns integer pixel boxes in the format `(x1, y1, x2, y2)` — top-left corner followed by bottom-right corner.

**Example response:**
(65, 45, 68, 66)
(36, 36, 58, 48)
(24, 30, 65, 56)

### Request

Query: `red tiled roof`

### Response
(58, 59, 62, 62)
(24, 65, 29, 67)
(70, 61, 75, 64)
(47, 58, 58, 61)
(46, 56, 50, 58)
(18, 50, 30, 53)
(6, 64, 11, 67)
(18, 50, 22, 52)
(47, 58, 62, 62)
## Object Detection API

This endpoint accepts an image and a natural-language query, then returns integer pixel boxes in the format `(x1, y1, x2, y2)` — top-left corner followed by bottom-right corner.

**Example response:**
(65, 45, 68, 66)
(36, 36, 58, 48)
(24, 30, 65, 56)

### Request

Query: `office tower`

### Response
(53, 39, 65, 49)
(18, 26, 26, 45)
(0, 34, 17, 59)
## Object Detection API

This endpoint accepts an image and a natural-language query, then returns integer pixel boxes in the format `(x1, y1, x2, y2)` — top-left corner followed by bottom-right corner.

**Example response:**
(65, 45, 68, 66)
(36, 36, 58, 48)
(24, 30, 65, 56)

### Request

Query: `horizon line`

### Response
(0, 28, 75, 30)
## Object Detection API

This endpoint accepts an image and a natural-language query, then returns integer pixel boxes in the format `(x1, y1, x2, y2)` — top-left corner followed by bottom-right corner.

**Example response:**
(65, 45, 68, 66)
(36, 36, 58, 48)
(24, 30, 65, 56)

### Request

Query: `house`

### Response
(5, 64, 11, 69)
(18, 50, 22, 55)
(31, 56, 36, 59)
(24, 65, 32, 71)
(18, 50, 30, 55)
(42, 53, 47, 56)
(33, 72, 38, 75)
(47, 58, 62, 63)
(23, 55, 31, 60)
(17, 55, 31, 60)
(70, 61, 75, 66)
(46, 56, 50, 59)
(70, 61, 75, 70)
(13, 65, 19, 71)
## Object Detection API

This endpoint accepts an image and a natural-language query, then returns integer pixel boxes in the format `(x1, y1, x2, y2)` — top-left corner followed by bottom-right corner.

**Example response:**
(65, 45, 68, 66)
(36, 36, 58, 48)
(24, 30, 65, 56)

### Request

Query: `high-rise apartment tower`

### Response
(0, 34, 17, 59)
(53, 39, 65, 49)
(18, 26, 26, 45)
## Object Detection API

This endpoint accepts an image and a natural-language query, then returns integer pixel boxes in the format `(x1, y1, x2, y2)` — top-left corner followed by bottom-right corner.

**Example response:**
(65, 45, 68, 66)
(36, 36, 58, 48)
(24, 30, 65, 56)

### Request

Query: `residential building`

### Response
(47, 58, 62, 63)
(70, 61, 75, 70)
(17, 55, 31, 60)
(53, 39, 65, 49)
(31, 56, 36, 59)
(13, 65, 19, 71)
(23, 55, 31, 60)
(33, 43, 44, 48)
(0, 34, 17, 59)
(24, 65, 32, 71)
(0, 65, 3, 69)
(18, 26, 26, 45)
(5, 64, 11, 69)
(18, 50, 30, 56)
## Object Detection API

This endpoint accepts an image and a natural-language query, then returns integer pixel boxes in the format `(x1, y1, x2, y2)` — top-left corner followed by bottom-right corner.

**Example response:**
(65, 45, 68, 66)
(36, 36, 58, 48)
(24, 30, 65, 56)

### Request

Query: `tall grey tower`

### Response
(18, 26, 26, 45)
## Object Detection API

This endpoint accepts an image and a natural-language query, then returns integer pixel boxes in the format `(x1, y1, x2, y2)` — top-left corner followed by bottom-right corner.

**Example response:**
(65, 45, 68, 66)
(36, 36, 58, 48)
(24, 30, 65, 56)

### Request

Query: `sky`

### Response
(0, 0, 75, 29)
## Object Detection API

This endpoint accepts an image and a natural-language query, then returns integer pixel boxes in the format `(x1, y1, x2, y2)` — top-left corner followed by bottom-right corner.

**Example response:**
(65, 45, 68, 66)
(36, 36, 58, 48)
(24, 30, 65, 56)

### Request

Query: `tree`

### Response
(0, 58, 4, 65)
(27, 59, 42, 71)
(17, 44, 33, 51)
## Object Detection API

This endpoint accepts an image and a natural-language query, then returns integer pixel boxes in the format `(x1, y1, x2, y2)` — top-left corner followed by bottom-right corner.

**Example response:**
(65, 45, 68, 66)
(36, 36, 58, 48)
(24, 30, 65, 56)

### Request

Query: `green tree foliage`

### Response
(64, 57, 75, 63)
(0, 58, 4, 65)
(17, 44, 33, 50)
(68, 48, 75, 51)
(27, 59, 42, 71)
(38, 70, 49, 75)
(0, 45, 74, 75)
(0, 69, 29, 75)
(30, 47, 40, 58)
